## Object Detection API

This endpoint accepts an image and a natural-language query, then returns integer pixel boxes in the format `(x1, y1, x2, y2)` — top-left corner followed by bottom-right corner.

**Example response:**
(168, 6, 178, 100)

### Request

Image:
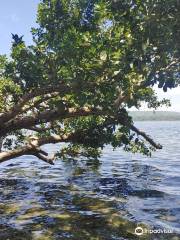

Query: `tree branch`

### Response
(130, 124, 162, 149)
(22, 92, 60, 113)
(0, 134, 71, 164)
(0, 83, 71, 125)
(0, 107, 104, 137)
(0, 116, 162, 165)
(26, 126, 52, 133)
(33, 152, 55, 165)
(0, 81, 97, 125)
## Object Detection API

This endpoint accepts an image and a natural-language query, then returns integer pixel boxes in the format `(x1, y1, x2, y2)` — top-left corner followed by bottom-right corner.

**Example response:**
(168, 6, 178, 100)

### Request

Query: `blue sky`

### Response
(0, 0, 39, 54)
(0, 0, 179, 111)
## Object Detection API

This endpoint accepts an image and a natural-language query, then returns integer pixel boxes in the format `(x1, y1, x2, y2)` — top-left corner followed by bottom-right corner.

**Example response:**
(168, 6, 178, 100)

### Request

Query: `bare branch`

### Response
(0, 145, 33, 163)
(130, 124, 162, 149)
(33, 152, 55, 165)
(0, 134, 71, 164)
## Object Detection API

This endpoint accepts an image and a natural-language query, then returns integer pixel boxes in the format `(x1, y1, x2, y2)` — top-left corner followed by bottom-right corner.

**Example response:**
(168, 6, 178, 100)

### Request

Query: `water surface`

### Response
(0, 121, 180, 239)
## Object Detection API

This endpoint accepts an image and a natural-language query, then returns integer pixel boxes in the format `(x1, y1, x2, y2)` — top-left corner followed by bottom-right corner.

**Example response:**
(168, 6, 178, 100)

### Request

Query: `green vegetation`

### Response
(130, 111, 180, 121)
(0, 0, 179, 164)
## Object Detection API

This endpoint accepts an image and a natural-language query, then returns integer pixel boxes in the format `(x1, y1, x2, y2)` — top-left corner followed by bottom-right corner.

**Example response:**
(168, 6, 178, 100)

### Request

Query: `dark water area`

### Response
(0, 121, 180, 239)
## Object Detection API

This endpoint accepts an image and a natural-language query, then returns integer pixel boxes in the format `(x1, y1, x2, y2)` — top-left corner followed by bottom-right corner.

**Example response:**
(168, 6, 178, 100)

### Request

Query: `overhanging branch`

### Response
(130, 124, 162, 149)
(0, 83, 71, 125)
(0, 111, 163, 165)
(0, 134, 71, 164)
(0, 107, 104, 137)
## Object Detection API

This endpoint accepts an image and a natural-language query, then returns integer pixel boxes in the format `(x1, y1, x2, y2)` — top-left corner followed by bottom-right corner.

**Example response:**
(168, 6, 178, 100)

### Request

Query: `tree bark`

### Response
(0, 107, 103, 137)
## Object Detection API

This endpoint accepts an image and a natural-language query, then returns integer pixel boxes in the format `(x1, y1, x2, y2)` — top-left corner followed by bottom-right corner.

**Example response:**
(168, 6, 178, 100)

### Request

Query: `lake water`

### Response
(0, 121, 180, 240)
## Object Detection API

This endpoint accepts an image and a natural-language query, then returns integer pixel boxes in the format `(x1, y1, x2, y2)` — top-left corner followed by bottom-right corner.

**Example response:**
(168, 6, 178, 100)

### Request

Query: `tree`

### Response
(0, 0, 179, 164)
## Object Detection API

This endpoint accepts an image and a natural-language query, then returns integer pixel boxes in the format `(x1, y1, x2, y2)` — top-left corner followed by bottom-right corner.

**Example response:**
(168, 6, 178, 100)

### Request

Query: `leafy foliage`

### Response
(0, 0, 179, 162)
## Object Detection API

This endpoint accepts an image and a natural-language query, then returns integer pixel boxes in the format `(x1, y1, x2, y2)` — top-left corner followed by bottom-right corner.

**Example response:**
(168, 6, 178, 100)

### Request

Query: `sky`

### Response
(0, 0, 39, 55)
(0, 0, 179, 112)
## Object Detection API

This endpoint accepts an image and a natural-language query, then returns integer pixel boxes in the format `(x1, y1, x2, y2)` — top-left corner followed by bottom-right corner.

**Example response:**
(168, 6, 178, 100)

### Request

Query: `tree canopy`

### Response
(0, 0, 179, 164)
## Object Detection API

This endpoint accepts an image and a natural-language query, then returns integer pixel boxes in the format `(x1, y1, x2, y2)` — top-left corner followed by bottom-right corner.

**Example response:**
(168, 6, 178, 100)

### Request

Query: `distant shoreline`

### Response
(129, 111, 180, 121)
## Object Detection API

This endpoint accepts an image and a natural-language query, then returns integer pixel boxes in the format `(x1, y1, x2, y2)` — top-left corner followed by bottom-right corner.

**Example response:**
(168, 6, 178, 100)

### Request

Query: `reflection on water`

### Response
(0, 122, 180, 239)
